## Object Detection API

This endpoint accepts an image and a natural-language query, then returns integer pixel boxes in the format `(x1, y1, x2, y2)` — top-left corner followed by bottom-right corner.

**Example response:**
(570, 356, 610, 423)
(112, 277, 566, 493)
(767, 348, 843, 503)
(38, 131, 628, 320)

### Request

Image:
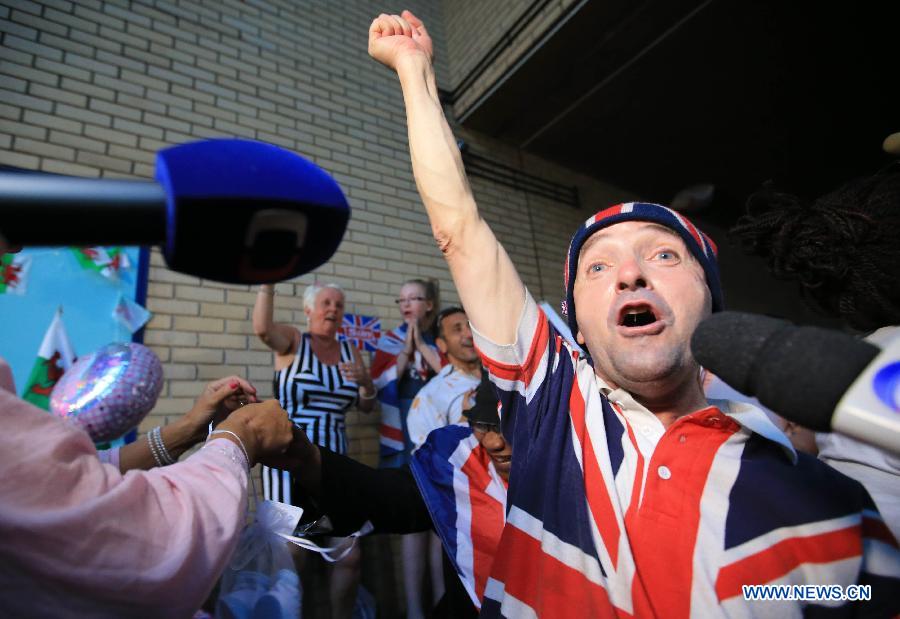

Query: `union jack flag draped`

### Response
(371, 324, 443, 462)
(410, 425, 507, 609)
(371, 326, 406, 456)
(338, 313, 381, 352)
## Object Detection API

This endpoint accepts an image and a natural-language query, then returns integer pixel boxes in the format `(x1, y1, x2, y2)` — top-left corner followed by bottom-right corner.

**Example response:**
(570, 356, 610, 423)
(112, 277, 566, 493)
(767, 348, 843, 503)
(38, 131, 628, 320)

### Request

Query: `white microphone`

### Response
(833, 330, 900, 452)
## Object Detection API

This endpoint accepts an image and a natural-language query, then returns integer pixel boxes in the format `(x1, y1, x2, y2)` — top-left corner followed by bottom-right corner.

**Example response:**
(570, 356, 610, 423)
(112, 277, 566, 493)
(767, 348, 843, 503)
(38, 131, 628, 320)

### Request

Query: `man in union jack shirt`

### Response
(368, 10, 900, 617)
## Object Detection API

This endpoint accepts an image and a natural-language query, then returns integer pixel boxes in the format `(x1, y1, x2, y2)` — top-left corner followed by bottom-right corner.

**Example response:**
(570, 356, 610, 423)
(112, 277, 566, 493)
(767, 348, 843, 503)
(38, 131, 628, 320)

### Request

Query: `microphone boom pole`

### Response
(0, 138, 351, 285)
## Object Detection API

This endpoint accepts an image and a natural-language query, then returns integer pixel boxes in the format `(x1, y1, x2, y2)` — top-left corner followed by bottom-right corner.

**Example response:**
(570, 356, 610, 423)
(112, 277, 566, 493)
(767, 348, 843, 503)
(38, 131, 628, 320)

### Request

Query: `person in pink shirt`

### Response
(0, 366, 294, 618)
(0, 245, 297, 617)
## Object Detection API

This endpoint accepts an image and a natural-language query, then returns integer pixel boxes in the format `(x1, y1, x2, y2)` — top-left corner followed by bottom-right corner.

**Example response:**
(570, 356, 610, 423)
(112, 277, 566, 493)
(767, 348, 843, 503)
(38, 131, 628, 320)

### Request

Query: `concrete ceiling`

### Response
(461, 0, 898, 228)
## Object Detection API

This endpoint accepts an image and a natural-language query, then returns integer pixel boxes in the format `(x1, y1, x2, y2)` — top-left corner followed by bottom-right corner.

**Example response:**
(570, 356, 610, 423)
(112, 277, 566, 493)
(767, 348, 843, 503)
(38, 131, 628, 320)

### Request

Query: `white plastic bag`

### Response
(217, 501, 304, 619)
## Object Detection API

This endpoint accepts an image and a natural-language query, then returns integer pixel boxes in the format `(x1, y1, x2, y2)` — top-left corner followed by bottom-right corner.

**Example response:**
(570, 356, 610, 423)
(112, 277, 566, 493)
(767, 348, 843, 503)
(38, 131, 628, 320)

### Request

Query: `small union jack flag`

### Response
(339, 313, 382, 352)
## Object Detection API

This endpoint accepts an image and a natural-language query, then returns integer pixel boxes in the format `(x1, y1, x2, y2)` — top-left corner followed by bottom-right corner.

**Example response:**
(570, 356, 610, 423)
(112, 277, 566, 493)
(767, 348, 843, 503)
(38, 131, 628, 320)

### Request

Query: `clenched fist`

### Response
(368, 10, 433, 71)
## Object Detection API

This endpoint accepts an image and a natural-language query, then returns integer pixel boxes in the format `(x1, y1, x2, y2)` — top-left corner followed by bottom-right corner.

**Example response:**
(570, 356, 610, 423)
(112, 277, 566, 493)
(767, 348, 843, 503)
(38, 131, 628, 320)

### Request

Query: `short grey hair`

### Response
(303, 282, 344, 311)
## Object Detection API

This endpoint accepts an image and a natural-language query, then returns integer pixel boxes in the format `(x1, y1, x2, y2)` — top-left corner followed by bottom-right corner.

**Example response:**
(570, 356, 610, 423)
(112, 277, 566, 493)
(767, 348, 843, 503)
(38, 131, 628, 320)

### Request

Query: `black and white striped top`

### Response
(275, 332, 358, 452)
(263, 333, 358, 505)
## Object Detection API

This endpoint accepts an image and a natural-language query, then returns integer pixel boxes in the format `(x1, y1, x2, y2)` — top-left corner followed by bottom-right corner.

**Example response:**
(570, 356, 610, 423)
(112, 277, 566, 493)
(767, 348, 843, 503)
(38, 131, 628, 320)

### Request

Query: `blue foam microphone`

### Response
(0, 139, 350, 284)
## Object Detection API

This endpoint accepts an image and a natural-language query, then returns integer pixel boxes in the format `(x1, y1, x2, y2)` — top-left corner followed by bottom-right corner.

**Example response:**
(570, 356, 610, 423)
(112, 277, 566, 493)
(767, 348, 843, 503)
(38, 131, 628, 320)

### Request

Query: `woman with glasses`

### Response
(371, 278, 442, 467)
(370, 278, 442, 619)
(253, 281, 375, 619)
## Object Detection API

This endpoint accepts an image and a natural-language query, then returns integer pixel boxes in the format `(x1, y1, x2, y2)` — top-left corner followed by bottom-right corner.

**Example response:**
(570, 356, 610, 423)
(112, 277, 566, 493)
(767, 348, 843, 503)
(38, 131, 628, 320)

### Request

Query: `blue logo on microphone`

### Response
(873, 362, 900, 413)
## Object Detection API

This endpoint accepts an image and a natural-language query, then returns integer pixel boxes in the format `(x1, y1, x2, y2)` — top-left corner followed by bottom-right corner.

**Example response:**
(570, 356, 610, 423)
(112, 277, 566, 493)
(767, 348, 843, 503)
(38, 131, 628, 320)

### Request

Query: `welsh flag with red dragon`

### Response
(21, 309, 76, 410)
(0, 253, 31, 295)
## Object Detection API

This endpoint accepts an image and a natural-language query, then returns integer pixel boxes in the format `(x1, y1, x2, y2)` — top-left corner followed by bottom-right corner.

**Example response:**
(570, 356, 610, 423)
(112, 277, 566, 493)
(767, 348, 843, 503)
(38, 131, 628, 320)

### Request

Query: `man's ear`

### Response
(576, 330, 585, 346)
(436, 337, 448, 354)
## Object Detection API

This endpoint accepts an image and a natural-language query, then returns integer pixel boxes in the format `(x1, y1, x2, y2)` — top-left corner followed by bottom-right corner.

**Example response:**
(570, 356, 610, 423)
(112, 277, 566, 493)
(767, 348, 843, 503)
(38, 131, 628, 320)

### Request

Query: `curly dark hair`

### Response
(730, 164, 900, 332)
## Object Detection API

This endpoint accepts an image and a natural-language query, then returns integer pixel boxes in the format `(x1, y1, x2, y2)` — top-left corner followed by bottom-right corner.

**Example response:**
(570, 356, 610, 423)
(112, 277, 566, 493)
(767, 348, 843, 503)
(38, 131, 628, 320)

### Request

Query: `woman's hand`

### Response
(404, 318, 416, 353)
(339, 354, 371, 388)
(183, 376, 258, 440)
(410, 320, 425, 350)
(340, 349, 377, 412)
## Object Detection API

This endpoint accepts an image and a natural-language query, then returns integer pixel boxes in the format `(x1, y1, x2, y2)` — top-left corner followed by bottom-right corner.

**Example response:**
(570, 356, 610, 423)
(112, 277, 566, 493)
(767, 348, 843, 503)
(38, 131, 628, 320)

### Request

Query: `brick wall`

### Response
(1, 0, 628, 462)
(1, 1, 629, 612)
(441, 0, 583, 118)
(1, 0, 451, 464)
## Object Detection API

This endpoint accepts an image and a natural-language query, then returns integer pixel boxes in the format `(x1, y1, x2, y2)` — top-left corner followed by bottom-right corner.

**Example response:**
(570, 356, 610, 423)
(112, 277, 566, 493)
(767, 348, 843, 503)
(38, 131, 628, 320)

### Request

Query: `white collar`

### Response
(710, 398, 798, 464)
(596, 379, 798, 464)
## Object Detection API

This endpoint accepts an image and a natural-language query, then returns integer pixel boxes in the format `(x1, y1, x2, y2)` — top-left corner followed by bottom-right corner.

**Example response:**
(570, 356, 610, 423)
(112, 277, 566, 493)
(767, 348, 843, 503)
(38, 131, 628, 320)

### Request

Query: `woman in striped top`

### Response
(253, 281, 375, 619)
(370, 278, 444, 619)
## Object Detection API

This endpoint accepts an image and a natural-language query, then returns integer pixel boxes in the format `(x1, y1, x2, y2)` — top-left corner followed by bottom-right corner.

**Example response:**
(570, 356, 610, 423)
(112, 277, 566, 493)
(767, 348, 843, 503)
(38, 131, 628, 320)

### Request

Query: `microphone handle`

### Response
(0, 172, 166, 246)
(832, 332, 900, 454)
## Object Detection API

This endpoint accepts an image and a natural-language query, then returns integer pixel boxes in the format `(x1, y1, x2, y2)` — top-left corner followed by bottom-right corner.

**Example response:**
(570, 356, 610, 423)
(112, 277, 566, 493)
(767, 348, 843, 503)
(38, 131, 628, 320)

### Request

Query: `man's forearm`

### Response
(397, 56, 476, 237)
(304, 448, 432, 536)
(290, 441, 323, 497)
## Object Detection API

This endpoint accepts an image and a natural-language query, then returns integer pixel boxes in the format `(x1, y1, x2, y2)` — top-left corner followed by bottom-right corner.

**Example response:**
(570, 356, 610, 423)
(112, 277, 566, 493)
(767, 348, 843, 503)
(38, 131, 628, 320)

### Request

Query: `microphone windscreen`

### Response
(692, 312, 880, 431)
(691, 312, 793, 395)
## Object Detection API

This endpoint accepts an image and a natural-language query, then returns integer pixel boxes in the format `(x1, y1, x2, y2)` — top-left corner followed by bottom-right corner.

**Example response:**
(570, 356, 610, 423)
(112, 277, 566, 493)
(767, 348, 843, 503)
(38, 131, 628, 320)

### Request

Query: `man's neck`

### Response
(449, 357, 482, 377)
(631, 384, 709, 428)
(599, 370, 709, 428)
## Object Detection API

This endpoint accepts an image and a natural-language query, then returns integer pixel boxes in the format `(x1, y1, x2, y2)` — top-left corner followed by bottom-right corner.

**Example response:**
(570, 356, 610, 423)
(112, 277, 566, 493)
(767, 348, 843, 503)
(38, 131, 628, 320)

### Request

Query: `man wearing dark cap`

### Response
(367, 10, 899, 617)
(286, 372, 510, 617)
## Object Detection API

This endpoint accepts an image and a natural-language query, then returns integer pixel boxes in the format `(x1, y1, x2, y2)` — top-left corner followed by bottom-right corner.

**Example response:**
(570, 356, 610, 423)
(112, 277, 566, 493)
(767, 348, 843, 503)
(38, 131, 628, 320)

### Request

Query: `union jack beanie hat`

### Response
(562, 202, 724, 338)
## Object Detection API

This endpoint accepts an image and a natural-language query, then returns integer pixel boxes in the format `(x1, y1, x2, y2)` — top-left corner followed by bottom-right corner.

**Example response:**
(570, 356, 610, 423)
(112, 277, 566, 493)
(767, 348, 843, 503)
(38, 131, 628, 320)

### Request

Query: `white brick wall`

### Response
(442, 0, 582, 117)
(1, 0, 630, 461)
(0, 0, 638, 450)
(2, 0, 635, 612)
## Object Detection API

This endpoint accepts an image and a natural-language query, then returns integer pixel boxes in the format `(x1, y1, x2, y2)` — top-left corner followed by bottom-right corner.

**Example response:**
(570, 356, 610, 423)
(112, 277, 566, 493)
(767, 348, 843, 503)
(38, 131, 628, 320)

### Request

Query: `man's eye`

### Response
(655, 251, 677, 261)
(589, 263, 607, 273)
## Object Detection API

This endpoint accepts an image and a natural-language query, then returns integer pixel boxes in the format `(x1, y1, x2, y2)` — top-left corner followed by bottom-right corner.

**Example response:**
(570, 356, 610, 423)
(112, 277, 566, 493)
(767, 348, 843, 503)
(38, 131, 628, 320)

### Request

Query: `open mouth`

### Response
(618, 304, 658, 328)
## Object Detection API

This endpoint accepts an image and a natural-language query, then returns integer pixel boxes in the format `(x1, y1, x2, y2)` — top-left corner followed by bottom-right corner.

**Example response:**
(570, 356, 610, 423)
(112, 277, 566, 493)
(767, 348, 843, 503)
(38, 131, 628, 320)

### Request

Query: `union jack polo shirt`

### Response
(473, 291, 900, 618)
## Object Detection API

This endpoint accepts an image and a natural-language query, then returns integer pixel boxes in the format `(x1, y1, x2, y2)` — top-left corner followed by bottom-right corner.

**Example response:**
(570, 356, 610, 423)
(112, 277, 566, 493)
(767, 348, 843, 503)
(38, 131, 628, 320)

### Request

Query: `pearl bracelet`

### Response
(147, 429, 164, 467)
(148, 426, 176, 467)
(153, 426, 176, 465)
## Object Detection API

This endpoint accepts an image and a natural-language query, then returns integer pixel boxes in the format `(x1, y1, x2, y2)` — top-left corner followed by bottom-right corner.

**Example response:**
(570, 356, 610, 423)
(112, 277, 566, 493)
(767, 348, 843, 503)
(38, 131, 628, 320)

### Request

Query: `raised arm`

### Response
(369, 12, 525, 345)
(253, 284, 299, 355)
